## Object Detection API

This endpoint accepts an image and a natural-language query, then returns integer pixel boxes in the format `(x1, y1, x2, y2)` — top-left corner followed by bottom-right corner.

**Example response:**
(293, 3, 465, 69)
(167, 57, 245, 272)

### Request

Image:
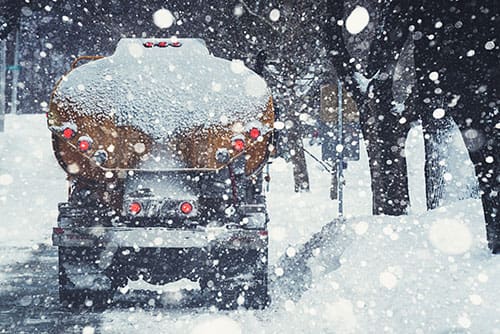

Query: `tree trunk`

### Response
(288, 125, 310, 193)
(360, 99, 411, 215)
(422, 115, 455, 210)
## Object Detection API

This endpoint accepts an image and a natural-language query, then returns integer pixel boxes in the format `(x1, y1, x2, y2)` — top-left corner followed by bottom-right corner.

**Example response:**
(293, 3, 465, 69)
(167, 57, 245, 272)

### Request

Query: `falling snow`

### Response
(0, 1, 498, 333)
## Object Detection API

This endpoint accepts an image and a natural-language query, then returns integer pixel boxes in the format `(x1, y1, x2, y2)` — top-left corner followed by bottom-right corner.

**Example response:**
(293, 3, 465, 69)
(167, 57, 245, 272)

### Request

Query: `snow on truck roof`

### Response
(54, 38, 270, 140)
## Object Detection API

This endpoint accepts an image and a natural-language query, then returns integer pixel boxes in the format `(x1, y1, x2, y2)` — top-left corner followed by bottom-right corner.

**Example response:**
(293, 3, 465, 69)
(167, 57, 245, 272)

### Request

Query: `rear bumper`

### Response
(52, 226, 268, 249)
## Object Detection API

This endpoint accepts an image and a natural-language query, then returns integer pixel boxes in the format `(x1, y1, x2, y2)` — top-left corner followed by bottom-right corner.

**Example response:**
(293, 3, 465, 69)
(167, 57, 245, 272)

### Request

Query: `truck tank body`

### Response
(48, 38, 274, 183)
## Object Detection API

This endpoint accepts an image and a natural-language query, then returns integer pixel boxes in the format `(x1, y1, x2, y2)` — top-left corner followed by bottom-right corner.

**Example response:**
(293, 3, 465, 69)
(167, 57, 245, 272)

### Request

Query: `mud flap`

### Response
(58, 247, 118, 309)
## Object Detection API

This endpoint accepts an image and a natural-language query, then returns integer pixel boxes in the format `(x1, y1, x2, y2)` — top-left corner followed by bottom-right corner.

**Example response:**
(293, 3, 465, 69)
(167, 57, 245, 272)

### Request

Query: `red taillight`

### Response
(157, 41, 168, 48)
(232, 139, 245, 152)
(180, 202, 193, 214)
(249, 127, 261, 140)
(78, 140, 91, 152)
(144, 41, 154, 48)
(171, 41, 181, 47)
(77, 136, 93, 152)
(63, 128, 75, 139)
(129, 202, 142, 215)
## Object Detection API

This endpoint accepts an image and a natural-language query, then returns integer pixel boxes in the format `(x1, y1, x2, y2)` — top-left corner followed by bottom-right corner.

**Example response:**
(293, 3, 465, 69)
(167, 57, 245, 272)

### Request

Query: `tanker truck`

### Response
(47, 38, 274, 309)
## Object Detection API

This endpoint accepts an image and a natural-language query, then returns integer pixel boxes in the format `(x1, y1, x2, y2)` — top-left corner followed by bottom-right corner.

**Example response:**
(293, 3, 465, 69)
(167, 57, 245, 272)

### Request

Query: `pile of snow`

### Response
(0, 115, 66, 248)
(54, 38, 270, 140)
(270, 200, 498, 333)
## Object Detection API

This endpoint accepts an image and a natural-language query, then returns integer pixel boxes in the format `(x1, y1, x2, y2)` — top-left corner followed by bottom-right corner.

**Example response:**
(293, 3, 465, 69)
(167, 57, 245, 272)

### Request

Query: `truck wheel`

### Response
(210, 248, 270, 310)
(58, 247, 117, 309)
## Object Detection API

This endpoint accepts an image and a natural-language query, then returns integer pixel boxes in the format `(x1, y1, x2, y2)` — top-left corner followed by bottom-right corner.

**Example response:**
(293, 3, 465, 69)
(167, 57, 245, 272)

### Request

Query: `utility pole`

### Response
(336, 79, 344, 217)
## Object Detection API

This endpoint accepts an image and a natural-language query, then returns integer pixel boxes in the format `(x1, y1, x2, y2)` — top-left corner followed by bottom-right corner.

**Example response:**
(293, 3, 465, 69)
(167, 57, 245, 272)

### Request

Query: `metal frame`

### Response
(53, 226, 268, 250)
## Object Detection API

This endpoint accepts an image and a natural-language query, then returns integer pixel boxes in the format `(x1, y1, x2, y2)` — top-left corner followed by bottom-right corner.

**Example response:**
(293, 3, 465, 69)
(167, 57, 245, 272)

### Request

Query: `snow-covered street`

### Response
(0, 114, 499, 333)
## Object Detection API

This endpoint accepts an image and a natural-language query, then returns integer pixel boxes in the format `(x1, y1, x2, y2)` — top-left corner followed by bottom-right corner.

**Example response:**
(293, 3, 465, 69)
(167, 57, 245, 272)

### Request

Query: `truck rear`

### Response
(47, 38, 274, 309)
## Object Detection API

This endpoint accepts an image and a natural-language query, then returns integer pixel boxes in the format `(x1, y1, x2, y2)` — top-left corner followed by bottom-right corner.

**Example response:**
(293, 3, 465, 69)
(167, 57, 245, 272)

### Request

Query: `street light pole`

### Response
(337, 79, 344, 217)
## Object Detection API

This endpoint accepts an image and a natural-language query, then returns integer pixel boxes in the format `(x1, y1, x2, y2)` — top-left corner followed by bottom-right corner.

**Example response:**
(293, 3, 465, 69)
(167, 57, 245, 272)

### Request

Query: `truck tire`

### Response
(58, 247, 118, 309)
(210, 248, 270, 310)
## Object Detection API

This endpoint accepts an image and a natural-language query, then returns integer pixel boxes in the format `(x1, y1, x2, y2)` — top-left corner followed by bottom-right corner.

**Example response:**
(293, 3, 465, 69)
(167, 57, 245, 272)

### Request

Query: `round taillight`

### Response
(77, 136, 93, 152)
(78, 140, 91, 152)
(232, 139, 245, 152)
(143, 41, 154, 48)
(180, 202, 193, 215)
(249, 127, 261, 140)
(129, 202, 142, 215)
(79, 140, 90, 151)
(157, 41, 168, 48)
(63, 128, 75, 139)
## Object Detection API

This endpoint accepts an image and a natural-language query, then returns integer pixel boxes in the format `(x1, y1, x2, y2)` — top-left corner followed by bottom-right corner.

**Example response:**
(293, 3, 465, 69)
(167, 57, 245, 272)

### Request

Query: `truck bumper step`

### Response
(53, 226, 268, 249)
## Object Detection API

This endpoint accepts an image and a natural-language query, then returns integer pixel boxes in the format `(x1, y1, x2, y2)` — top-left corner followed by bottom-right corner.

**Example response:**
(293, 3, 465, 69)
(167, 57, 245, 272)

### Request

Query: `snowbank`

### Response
(0, 115, 66, 248)
(273, 200, 499, 333)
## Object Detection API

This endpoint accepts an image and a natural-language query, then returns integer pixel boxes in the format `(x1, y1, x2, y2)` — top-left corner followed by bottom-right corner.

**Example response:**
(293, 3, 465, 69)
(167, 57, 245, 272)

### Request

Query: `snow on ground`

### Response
(0, 115, 66, 247)
(0, 114, 498, 333)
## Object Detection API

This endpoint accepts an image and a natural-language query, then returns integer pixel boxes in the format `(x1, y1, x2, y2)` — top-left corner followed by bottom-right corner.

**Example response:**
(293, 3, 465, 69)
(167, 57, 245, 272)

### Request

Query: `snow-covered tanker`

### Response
(47, 38, 274, 309)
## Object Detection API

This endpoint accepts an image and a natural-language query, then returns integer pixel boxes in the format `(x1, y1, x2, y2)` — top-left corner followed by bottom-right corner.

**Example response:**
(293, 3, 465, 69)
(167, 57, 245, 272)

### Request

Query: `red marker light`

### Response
(180, 202, 193, 214)
(157, 41, 168, 48)
(63, 127, 75, 139)
(249, 127, 261, 140)
(143, 41, 154, 48)
(171, 41, 181, 47)
(77, 136, 93, 152)
(232, 139, 245, 152)
(129, 202, 142, 215)
(78, 140, 90, 152)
